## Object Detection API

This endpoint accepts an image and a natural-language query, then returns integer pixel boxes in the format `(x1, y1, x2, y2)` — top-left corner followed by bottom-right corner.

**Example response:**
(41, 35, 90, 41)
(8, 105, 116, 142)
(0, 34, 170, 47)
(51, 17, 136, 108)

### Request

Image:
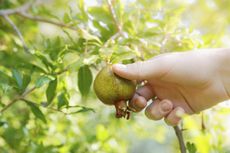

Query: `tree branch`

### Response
(21, 98, 95, 115)
(0, 1, 32, 15)
(17, 12, 79, 31)
(3, 15, 29, 53)
(0, 98, 19, 113)
(174, 126, 187, 153)
(107, 0, 122, 32)
(0, 86, 36, 113)
(52, 68, 68, 75)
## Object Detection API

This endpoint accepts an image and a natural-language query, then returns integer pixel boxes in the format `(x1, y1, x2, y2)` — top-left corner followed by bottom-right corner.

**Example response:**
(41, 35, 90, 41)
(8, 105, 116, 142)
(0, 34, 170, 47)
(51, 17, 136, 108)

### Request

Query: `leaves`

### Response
(1, 0, 230, 152)
(57, 92, 69, 109)
(35, 75, 54, 88)
(186, 142, 197, 153)
(12, 69, 23, 89)
(12, 69, 31, 92)
(63, 12, 72, 23)
(78, 65, 92, 97)
(22, 74, 31, 91)
(25, 100, 47, 123)
(46, 78, 58, 105)
(79, 29, 102, 45)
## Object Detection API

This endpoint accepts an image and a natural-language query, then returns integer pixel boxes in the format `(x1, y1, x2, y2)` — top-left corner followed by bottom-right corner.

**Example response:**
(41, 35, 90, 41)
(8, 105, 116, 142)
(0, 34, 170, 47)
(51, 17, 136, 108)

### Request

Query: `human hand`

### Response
(112, 48, 230, 126)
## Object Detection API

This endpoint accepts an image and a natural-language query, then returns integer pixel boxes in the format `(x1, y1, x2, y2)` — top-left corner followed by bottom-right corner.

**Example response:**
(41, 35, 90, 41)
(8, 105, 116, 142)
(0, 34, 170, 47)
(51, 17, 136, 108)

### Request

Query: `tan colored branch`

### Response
(174, 126, 187, 153)
(0, 1, 32, 15)
(0, 86, 36, 113)
(107, 0, 122, 32)
(3, 15, 29, 53)
(17, 12, 79, 31)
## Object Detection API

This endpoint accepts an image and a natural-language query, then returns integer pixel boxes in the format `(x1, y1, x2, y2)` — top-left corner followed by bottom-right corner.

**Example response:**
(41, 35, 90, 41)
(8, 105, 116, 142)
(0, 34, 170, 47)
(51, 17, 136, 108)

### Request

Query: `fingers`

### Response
(112, 53, 178, 81)
(164, 107, 185, 126)
(129, 94, 147, 112)
(145, 99, 173, 120)
(128, 84, 155, 112)
(135, 84, 155, 100)
(112, 60, 162, 81)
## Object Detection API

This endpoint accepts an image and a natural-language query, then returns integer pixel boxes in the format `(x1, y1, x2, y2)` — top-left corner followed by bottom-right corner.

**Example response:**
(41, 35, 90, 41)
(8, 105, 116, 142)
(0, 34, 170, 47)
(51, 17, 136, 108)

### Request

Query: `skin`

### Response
(112, 48, 230, 126)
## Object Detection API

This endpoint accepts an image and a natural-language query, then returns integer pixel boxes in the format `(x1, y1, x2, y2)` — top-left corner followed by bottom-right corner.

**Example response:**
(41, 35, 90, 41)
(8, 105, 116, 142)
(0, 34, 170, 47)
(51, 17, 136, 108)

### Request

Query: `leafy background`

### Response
(0, 0, 230, 153)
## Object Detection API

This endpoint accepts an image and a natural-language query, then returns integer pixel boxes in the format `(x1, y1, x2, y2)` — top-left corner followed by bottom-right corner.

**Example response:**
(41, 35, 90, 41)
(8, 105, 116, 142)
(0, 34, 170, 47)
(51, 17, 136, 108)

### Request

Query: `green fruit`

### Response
(93, 65, 136, 105)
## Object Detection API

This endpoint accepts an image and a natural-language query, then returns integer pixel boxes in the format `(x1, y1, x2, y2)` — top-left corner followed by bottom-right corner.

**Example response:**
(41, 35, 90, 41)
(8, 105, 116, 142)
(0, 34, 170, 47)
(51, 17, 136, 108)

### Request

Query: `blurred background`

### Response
(0, 0, 230, 152)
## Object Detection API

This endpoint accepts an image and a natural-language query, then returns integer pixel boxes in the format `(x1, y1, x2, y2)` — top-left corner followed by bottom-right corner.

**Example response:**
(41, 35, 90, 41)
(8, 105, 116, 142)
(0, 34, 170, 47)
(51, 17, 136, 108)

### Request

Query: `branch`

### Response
(51, 68, 68, 75)
(107, 0, 122, 32)
(0, 0, 81, 48)
(0, 1, 32, 15)
(0, 98, 19, 113)
(3, 15, 29, 53)
(17, 12, 79, 31)
(173, 126, 187, 153)
(21, 98, 95, 115)
(0, 86, 36, 113)
(201, 112, 206, 131)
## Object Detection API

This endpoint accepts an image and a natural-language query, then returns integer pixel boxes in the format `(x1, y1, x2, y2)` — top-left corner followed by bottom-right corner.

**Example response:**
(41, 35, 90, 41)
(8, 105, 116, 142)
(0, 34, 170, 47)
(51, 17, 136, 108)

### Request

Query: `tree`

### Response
(0, 0, 230, 153)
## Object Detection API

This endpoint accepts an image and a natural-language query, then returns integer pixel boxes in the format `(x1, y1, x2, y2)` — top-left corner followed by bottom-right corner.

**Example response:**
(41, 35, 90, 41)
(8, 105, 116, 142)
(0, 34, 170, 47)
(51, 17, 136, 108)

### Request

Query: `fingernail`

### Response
(113, 64, 126, 71)
(176, 108, 185, 117)
(161, 102, 171, 112)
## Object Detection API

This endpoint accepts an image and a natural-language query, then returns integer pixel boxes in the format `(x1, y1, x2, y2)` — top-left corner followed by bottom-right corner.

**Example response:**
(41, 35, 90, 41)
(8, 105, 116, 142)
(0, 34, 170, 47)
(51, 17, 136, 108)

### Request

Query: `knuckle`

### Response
(135, 96, 147, 109)
(164, 118, 177, 126)
(145, 106, 161, 120)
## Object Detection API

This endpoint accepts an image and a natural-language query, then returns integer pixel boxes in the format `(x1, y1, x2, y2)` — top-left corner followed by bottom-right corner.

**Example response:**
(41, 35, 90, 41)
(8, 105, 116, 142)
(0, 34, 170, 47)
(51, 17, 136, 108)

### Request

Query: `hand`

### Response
(112, 48, 230, 126)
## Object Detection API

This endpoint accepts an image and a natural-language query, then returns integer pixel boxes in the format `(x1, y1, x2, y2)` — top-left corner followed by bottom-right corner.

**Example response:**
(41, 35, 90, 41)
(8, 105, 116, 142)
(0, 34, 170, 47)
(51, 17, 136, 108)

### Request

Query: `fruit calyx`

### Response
(114, 101, 132, 120)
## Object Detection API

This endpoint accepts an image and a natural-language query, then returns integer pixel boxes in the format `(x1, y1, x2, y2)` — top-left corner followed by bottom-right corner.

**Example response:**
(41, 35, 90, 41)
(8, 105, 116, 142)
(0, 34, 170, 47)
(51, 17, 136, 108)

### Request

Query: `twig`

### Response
(17, 12, 79, 31)
(103, 32, 121, 48)
(0, 1, 32, 15)
(0, 1, 81, 32)
(52, 68, 68, 75)
(160, 33, 171, 53)
(0, 98, 19, 113)
(3, 15, 29, 53)
(0, 86, 36, 113)
(107, 0, 122, 32)
(22, 86, 36, 97)
(21, 98, 95, 115)
(173, 126, 187, 153)
(201, 112, 206, 131)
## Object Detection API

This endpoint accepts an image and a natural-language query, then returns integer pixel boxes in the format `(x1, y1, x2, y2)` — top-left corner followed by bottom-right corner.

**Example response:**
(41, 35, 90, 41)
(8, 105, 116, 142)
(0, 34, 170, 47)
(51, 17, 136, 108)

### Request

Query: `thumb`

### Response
(112, 60, 163, 81)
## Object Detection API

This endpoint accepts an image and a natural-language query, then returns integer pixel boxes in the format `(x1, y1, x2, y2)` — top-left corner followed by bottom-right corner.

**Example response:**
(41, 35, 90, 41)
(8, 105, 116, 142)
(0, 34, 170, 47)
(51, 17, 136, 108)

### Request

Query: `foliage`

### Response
(0, 0, 230, 153)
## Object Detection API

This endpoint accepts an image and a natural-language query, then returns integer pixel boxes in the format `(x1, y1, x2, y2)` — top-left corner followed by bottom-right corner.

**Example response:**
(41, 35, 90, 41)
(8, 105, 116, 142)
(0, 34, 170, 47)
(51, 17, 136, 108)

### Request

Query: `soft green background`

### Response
(0, 0, 230, 152)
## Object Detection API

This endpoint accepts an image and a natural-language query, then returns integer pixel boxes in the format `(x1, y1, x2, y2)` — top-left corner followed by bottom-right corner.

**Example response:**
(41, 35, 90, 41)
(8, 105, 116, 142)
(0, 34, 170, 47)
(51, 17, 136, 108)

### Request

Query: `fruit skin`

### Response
(93, 65, 136, 105)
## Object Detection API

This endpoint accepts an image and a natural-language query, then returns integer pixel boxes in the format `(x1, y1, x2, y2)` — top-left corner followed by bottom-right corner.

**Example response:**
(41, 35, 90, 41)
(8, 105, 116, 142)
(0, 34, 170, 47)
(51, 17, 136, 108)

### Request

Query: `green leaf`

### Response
(0, 83, 12, 93)
(69, 56, 84, 71)
(83, 55, 99, 65)
(12, 69, 23, 89)
(25, 101, 47, 123)
(186, 142, 197, 153)
(46, 78, 57, 105)
(35, 52, 54, 71)
(57, 92, 69, 109)
(0, 121, 6, 127)
(35, 75, 54, 88)
(79, 29, 102, 45)
(63, 12, 71, 23)
(0, 71, 11, 83)
(110, 46, 137, 63)
(78, 65, 92, 97)
(22, 74, 31, 91)
(69, 107, 95, 114)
